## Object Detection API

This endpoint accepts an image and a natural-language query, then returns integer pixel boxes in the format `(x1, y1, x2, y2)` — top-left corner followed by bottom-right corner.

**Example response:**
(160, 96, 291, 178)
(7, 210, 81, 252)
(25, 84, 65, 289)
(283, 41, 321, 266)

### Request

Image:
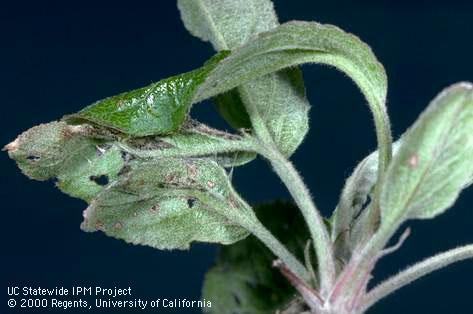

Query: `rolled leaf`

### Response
(331, 141, 402, 260)
(64, 51, 230, 137)
(122, 120, 256, 167)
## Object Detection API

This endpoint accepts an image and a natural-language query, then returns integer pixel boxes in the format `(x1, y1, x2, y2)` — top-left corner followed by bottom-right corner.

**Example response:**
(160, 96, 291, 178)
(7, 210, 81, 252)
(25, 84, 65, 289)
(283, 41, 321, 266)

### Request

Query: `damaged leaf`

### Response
(81, 158, 251, 249)
(5, 121, 125, 201)
(122, 120, 256, 167)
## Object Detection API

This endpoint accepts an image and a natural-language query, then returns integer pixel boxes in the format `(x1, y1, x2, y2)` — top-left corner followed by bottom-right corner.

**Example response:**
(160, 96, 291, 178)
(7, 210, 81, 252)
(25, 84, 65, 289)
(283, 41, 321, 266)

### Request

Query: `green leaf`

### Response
(81, 158, 251, 250)
(194, 20, 391, 171)
(4, 122, 125, 201)
(63, 51, 230, 137)
(56, 144, 124, 201)
(178, 1, 310, 156)
(332, 83, 473, 302)
(237, 68, 310, 156)
(331, 141, 402, 260)
(380, 82, 473, 227)
(212, 89, 252, 130)
(202, 201, 311, 314)
(121, 119, 256, 167)
(177, 0, 278, 51)
(5, 119, 255, 204)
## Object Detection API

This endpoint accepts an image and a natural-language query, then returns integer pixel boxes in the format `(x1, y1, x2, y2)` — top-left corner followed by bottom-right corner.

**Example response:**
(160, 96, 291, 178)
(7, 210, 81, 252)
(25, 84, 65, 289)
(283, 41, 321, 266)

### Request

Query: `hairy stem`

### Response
(247, 217, 311, 282)
(360, 244, 473, 313)
(258, 143, 336, 294)
(204, 190, 310, 282)
(235, 198, 311, 282)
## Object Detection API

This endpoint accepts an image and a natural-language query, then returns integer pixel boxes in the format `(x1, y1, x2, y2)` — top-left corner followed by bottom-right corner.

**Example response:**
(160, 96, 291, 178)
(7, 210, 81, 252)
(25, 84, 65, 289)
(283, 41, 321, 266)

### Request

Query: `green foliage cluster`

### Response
(5, 1, 473, 313)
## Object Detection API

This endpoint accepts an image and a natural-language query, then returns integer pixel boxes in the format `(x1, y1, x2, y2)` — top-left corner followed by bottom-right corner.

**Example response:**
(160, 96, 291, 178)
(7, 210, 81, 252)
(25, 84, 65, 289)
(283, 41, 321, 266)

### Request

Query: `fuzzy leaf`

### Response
(237, 68, 309, 156)
(179, 1, 310, 156)
(5, 120, 254, 204)
(4, 122, 125, 201)
(380, 82, 473, 227)
(63, 51, 229, 137)
(81, 158, 250, 250)
(177, 0, 278, 51)
(121, 120, 256, 167)
(331, 141, 402, 259)
(56, 145, 124, 201)
(202, 201, 311, 314)
(194, 21, 391, 167)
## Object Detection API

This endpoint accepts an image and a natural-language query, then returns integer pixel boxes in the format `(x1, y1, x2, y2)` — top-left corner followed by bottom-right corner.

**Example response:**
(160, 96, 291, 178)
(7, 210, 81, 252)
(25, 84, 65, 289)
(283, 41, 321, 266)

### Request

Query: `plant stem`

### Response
(246, 216, 311, 282)
(329, 218, 397, 305)
(360, 244, 473, 313)
(257, 143, 336, 294)
(203, 190, 310, 282)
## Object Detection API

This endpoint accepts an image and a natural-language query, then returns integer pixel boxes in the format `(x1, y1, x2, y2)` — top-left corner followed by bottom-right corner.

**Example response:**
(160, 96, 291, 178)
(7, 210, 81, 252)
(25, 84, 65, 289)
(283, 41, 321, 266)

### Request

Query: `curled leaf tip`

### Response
(3, 138, 19, 152)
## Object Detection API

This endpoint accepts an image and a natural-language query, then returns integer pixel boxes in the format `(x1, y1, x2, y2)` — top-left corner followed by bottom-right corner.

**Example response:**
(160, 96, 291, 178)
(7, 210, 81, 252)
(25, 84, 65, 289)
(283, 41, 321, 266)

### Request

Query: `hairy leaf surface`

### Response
(380, 83, 473, 227)
(194, 21, 391, 167)
(331, 141, 402, 259)
(121, 120, 256, 167)
(81, 158, 250, 249)
(4, 122, 125, 201)
(177, 0, 278, 51)
(179, 1, 310, 156)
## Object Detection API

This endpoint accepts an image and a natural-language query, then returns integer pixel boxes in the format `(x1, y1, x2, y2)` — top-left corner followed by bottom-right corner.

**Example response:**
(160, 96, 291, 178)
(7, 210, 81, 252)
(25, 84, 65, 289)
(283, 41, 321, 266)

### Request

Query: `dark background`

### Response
(1, 1, 472, 313)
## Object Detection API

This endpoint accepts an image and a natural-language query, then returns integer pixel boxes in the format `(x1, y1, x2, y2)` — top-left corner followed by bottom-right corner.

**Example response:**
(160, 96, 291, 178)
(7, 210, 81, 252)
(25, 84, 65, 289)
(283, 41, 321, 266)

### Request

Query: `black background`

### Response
(1, 1, 472, 313)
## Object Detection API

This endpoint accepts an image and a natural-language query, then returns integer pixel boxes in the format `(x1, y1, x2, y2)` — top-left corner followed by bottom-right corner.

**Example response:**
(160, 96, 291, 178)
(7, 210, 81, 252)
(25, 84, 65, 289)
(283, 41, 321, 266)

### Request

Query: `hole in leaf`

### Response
(26, 155, 41, 162)
(89, 175, 109, 186)
(187, 198, 196, 208)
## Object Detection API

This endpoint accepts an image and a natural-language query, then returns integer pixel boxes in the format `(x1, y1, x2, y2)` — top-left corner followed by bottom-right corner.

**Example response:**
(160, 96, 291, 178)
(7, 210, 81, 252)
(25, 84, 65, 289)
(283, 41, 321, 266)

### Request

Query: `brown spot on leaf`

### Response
(186, 163, 197, 177)
(408, 154, 419, 168)
(165, 173, 178, 184)
(228, 197, 238, 209)
(116, 99, 126, 110)
(95, 221, 105, 231)
(207, 180, 215, 189)
(150, 204, 160, 213)
(113, 222, 123, 230)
